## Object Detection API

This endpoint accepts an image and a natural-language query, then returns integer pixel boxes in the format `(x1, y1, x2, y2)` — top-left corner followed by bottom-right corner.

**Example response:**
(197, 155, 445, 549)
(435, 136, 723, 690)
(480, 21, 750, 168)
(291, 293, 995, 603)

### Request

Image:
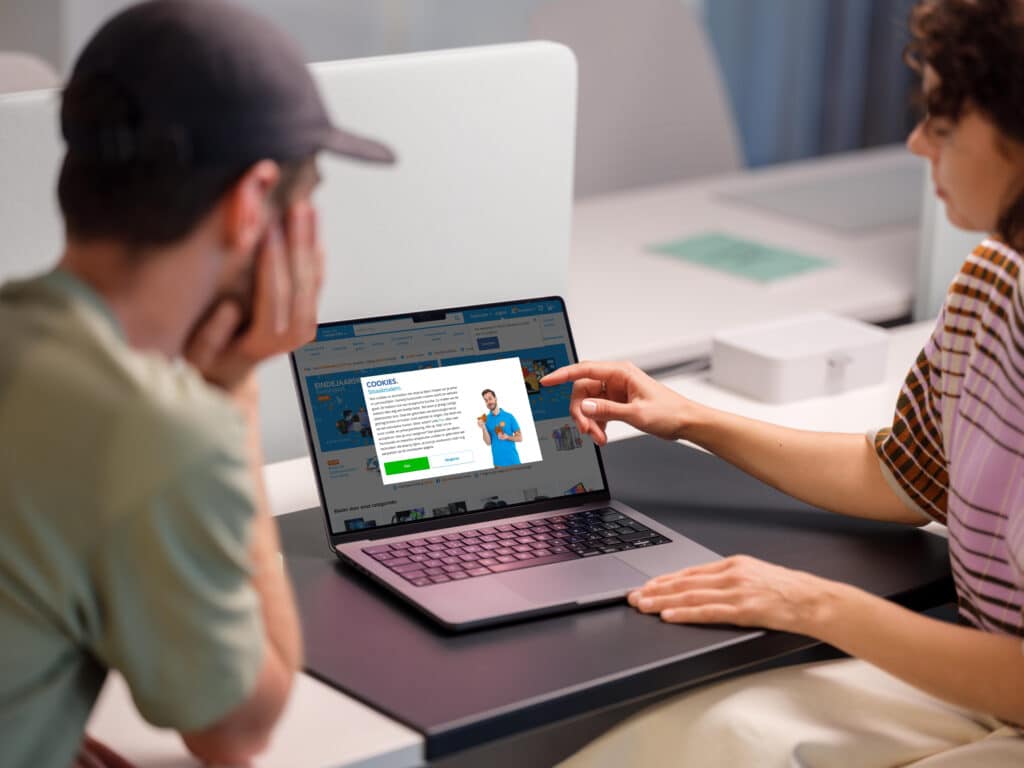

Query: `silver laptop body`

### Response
(291, 297, 720, 631)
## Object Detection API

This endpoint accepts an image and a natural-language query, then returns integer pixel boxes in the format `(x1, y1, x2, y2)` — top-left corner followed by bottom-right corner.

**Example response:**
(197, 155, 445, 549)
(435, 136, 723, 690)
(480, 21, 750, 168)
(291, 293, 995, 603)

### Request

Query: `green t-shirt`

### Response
(0, 271, 264, 768)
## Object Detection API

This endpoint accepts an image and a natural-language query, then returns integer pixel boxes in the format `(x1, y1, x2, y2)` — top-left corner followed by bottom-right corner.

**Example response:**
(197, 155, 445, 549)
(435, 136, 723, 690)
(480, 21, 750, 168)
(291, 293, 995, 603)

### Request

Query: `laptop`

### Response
(290, 296, 721, 630)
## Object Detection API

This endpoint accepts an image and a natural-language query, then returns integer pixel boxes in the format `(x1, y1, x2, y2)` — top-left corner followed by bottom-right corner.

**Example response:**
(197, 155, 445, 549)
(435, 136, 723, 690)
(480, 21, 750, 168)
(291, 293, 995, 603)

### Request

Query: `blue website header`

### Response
(316, 325, 356, 341)
(462, 301, 561, 323)
(315, 301, 561, 342)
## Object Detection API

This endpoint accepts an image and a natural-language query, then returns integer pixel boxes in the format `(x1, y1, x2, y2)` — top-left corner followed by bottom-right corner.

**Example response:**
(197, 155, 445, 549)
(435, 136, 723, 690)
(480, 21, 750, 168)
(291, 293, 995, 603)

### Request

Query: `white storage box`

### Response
(710, 313, 889, 403)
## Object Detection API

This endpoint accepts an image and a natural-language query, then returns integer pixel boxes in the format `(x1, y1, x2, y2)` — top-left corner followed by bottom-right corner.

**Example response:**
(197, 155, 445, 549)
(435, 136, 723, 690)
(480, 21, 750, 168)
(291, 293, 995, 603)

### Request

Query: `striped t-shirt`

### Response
(874, 238, 1024, 638)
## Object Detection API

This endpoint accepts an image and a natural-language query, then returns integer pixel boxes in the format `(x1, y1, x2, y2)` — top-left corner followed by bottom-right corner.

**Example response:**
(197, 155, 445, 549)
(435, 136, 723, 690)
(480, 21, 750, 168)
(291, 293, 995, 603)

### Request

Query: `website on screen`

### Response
(293, 301, 606, 534)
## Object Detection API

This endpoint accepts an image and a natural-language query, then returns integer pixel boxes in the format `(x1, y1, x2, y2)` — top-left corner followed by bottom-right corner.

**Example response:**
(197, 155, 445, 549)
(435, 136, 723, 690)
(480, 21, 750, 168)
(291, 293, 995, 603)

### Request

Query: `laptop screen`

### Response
(291, 297, 609, 535)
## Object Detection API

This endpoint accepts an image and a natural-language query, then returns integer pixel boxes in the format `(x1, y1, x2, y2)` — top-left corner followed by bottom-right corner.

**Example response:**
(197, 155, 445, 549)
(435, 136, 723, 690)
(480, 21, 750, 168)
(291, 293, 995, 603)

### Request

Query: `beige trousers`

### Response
(558, 659, 1024, 767)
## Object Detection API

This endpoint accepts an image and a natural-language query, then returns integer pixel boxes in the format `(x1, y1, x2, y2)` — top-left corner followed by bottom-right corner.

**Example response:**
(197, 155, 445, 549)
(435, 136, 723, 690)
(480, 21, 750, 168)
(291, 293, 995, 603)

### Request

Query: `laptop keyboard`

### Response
(361, 507, 671, 587)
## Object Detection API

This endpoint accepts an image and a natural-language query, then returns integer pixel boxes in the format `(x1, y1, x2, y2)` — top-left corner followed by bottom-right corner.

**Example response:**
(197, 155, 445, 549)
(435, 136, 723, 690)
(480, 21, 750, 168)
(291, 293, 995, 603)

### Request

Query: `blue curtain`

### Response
(705, 0, 917, 167)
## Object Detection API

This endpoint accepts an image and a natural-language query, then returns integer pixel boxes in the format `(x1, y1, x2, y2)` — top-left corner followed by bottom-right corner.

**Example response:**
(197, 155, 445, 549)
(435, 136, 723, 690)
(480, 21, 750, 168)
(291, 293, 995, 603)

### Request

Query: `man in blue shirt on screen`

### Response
(478, 388, 522, 466)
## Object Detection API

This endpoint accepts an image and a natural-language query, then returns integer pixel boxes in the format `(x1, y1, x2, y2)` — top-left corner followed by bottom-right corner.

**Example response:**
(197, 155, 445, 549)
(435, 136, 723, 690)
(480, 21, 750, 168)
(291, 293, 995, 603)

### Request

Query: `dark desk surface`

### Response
(278, 436, 953, 762)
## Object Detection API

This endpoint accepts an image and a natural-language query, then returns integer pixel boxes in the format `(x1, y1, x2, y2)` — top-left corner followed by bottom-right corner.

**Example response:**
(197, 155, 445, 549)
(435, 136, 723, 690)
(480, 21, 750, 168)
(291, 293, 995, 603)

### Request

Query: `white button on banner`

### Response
(432, 451, 474, 467)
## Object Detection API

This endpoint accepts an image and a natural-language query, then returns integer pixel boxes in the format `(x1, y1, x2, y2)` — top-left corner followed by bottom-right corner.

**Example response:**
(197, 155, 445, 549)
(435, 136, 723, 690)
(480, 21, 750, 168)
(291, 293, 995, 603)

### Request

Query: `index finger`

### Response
(541, 361, 628, 387)
(286, 202, 319, 341)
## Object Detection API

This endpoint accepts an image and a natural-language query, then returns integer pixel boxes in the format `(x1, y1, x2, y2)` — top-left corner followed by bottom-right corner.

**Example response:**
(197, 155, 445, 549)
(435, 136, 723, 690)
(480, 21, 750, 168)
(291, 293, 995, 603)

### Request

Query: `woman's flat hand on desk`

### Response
(540, 360, 699, 445)
(627, 555, 838, 636)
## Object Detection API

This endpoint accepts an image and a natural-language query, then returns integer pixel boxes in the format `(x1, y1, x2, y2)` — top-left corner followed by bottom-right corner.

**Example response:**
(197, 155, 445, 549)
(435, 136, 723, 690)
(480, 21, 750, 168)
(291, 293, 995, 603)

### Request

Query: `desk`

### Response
(569, 145, 922, 370)
(278, 427, 950, 767)
(88, 321, 939, 767)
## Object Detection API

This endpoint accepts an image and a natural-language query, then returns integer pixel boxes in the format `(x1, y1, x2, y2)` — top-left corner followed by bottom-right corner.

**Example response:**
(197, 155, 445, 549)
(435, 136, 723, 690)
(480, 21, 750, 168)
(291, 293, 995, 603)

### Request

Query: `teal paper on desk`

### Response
(648, 232, 830, 282)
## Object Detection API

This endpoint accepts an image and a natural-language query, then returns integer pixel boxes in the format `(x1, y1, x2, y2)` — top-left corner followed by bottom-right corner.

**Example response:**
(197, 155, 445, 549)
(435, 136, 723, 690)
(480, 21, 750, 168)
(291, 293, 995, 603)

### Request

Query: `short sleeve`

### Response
(508, 413, 521, 433)
(90, 444, 263, 731)
(872, 326, 950, 525)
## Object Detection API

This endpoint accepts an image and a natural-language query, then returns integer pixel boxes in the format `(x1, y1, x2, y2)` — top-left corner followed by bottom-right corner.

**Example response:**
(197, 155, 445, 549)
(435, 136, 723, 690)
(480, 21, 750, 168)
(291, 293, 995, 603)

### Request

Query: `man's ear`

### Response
(220, 160, 281, 254)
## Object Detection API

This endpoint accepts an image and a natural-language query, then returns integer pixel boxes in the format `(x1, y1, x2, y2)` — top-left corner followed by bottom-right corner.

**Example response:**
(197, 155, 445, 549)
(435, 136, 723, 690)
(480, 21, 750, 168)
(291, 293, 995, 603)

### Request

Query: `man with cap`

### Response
(0, 1, 393, 766)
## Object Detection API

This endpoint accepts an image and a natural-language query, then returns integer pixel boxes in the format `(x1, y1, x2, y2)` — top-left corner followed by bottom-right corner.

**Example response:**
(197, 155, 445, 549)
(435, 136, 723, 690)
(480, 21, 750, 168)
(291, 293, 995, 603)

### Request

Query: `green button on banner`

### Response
(384, 456, 430, 475)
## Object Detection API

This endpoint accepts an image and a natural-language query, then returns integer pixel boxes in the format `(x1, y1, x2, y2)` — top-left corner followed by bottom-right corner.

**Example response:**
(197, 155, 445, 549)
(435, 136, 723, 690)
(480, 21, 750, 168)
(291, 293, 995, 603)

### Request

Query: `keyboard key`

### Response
(466, 568, 492, 577)
(388, 556, 412, 566)
(443, 533, 463, 541)
(424, 559, 443, 568)
(411, 578, 431, 587)
(513, 553, 534, 561)
(424, 567, 444, 576)
(364, 545, 391, 555)
(478, 558, 499, 566)
(429, 575, 451, 584)
(512, 521, 532, 529)
(441, 556, 461, 565)
(391, 541, 411, 550)
(392, 562, 424, 574)
(449, 572, 469, 580)
(427, 536, 445, 544)
(619, 530, 656, 542)
(496, 555, 517, 563)
(442, 564, 464, 573)
(400, 569, 426, 580)
(488, 552, 577, 573)
(495, 547, 515, 556)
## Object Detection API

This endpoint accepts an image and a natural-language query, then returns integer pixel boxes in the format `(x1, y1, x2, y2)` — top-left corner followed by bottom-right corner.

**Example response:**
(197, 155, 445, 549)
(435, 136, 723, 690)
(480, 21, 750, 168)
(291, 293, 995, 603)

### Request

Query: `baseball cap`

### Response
(61, 0, 395, 167)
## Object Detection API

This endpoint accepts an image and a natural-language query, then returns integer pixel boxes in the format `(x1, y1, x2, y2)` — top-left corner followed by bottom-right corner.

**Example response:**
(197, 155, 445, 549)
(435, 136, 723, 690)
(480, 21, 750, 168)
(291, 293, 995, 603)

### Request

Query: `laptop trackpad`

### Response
(501, 557, 648, 604)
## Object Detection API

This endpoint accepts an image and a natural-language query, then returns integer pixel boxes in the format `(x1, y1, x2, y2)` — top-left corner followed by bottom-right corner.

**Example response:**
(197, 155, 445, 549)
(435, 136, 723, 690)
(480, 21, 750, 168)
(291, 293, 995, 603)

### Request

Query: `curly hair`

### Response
(906, 0, 1024, 246)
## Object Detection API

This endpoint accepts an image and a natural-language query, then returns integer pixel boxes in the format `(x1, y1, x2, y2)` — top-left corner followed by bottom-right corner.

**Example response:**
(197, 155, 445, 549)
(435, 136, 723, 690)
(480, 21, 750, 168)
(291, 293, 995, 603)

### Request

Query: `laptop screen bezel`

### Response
(289, 295, 613, 545)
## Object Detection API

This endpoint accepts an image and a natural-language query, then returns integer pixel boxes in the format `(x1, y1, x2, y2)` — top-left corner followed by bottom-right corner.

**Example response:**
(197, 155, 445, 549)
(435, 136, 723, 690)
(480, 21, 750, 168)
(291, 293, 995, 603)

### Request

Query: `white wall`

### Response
(0, 0, 63, 70)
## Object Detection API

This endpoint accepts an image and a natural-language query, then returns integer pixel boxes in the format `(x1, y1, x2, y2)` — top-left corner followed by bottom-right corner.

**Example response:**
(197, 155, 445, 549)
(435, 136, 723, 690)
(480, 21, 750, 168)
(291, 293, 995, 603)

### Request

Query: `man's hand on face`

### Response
(185, 200, 324, 401)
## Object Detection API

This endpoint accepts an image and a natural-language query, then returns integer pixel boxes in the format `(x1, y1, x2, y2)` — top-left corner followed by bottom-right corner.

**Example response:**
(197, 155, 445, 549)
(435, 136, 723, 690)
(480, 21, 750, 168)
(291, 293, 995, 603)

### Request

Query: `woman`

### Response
(545, 1, 1024, 765)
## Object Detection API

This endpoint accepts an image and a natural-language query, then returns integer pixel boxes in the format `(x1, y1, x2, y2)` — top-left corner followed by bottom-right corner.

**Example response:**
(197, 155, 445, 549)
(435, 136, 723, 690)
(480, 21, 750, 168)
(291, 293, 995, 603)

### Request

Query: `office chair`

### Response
(530, 0, 742, 198)
(0, 52, 58, 94)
